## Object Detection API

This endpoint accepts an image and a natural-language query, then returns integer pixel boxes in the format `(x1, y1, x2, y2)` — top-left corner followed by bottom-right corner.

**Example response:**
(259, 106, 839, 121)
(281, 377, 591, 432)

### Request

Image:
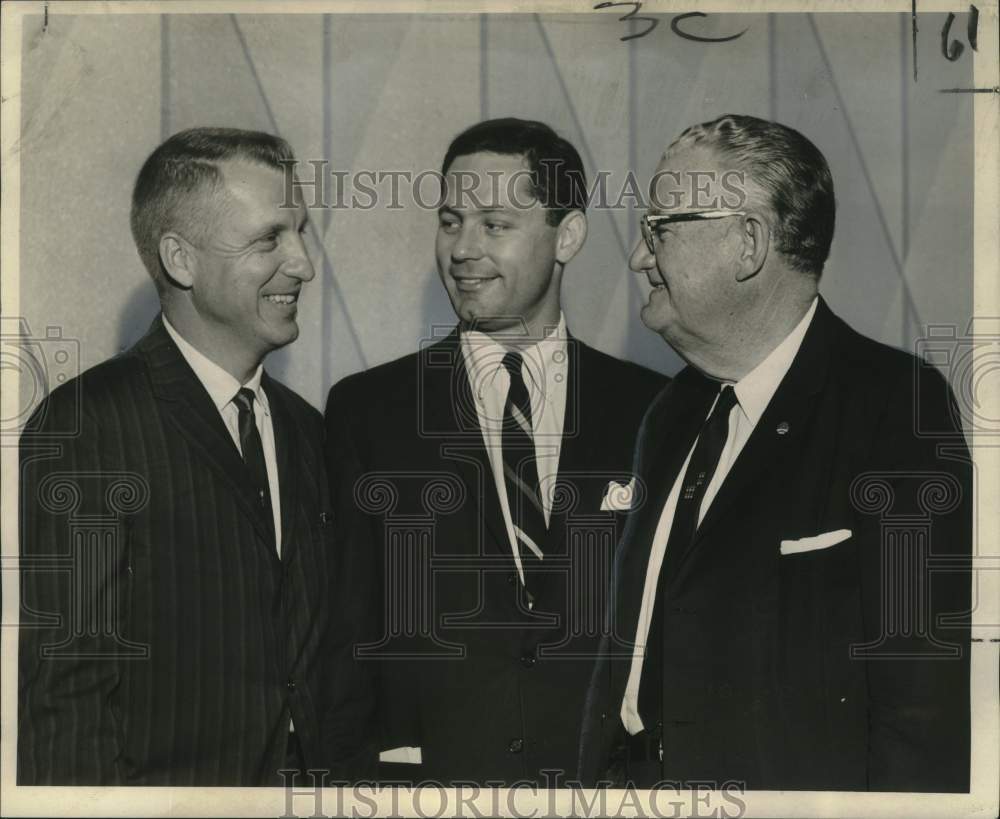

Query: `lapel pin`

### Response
(776, 421, 790, 435)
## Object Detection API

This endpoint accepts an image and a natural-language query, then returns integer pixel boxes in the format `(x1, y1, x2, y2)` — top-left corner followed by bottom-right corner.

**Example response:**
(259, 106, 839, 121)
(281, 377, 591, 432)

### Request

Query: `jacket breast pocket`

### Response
(780, 528, 852, 556)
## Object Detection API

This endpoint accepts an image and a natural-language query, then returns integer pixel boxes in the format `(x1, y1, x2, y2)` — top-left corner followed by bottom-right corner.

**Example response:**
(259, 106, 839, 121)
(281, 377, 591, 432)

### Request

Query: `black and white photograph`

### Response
(1, 1, 997, 816)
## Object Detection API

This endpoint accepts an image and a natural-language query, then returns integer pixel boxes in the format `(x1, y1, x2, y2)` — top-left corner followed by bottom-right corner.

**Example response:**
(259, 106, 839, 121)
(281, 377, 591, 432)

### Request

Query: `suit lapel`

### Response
(139, 317, 274, 556)
(542, 335, 581, 559)
(682, 299, 835, 560)
(262, 374, 299, 561)
(423, 331, 509, 558)
(615, 369, 717, 632)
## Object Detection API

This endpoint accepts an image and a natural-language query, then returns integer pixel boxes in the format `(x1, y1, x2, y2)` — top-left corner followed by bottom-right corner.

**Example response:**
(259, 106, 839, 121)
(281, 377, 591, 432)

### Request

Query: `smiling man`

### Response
(325, 118, 666, 785)
(18, 128, 375, 785)
(578, 114, 971, 791)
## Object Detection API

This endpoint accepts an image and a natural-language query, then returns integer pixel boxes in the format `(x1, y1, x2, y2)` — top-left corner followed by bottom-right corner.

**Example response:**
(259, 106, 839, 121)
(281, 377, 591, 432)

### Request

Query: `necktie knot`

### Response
(502, 350, 532, 420)
(234, 387, 255, 415)
(501, 351, 524, 385)
(713, 385, 737, 419)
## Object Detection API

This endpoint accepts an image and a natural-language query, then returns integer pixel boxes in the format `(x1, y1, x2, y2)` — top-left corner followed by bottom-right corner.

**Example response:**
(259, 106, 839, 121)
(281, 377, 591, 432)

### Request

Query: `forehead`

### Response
(216, 159, 298, 217)
(649, 143, 741, 212)
(442, 151, 537, 211)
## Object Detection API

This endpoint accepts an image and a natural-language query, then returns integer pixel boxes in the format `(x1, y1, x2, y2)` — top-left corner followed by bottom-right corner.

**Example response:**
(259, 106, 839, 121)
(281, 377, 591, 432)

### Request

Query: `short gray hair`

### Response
(129, 127, 294, 289)
(669, 114, 836, 277)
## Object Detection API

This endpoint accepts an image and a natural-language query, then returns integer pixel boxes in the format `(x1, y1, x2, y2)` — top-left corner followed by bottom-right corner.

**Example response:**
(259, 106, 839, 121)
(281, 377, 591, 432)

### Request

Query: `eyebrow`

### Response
(437, 205, 513, 216)
(249, 220, 297, 241)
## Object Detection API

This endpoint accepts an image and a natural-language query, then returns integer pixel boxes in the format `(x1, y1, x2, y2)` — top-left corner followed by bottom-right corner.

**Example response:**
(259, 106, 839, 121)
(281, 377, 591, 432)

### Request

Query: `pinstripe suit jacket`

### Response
(18, 317, 375, 786)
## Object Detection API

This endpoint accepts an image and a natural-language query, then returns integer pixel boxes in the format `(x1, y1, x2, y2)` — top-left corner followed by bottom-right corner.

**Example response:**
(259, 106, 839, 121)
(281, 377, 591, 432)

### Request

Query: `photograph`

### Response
(1, 1, 997, 816)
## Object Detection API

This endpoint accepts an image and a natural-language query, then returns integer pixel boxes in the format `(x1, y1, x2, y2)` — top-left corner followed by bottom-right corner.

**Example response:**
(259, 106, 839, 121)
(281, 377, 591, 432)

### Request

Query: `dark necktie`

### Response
(500, 351, 547, 595)
(233, 387, 276, 551)
(638, 384, 738, 729)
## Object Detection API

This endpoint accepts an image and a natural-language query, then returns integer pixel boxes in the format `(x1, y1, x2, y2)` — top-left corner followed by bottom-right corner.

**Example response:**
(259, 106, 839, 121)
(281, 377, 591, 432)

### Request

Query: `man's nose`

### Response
(629, 239, 656, 274)
(282, 232, 316, 282)
(451, 223, 484, 262)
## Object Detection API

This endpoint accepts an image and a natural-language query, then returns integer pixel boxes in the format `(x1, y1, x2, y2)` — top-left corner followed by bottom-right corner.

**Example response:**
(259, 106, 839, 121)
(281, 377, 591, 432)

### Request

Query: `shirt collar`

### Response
(162, 315, 269, 415)
(460, 313, 568, 401)
(731, 298, 818, 426)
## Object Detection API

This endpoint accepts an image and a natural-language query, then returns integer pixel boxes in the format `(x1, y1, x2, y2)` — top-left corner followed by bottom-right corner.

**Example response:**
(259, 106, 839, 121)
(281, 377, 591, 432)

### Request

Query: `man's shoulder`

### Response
(263, 374, 322, 428)
(575, 339, 669, 398)
(335, 349, 423, 392)
(819, 304, 963, 441)
(832, 314, 917, 374)
(824, 307, 940, 398)
(325, 340, 450, 415)
(23, 346, 149, 437)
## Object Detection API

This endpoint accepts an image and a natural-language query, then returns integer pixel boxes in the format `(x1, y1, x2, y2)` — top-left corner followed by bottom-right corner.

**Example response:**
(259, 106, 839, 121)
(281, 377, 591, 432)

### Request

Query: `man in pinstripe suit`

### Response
(18, 128, 375, 785)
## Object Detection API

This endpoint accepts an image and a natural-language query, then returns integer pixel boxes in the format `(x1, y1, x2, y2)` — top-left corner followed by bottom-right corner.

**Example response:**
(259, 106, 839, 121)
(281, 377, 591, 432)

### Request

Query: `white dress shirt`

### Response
(162, 316, 283, 557)
(621, 298, 818, 734)
(459, 314, 569, 584)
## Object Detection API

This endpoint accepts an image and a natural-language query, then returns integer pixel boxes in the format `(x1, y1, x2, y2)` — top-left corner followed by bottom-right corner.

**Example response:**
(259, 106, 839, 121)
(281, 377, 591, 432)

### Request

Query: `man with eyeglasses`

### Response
(578, 114, 971, 792)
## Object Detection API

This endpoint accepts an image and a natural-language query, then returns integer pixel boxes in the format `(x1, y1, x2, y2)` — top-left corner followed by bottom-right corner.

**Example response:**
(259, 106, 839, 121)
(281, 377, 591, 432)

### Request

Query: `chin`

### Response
(639, 305, 662, 331)
(266, 326, 299, 352)
(458, 303, 498, 328)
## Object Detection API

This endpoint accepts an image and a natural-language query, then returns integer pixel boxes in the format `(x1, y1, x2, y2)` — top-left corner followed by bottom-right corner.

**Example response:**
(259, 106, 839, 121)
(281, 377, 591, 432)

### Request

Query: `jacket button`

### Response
(508, 738, 523, 754)
(520, 654, 536, 668)
(287, 679, 296, 691)
(507, 572, 517, 585)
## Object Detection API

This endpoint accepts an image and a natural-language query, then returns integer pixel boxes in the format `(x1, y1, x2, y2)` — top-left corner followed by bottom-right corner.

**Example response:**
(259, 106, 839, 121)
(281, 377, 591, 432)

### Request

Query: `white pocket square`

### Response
(780, 529, 852, 555)
(601, 478, 636, 512)
(379, 746, 423, 764)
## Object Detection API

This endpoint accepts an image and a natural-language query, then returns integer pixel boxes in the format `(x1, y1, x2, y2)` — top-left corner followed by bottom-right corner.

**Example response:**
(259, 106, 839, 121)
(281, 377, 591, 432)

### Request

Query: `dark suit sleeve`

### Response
(858, 364, 971, 792)
(322, 380, 380, 780)
(18, 391, 124, 784)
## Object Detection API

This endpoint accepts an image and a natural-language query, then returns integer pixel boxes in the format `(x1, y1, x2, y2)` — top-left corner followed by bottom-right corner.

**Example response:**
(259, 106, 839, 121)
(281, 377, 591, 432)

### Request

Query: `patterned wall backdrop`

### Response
(18, 11, 974, 409)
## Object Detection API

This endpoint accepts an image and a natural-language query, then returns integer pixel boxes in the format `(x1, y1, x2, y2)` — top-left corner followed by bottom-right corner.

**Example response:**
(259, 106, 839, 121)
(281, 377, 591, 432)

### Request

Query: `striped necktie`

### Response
(500, 351, 547, 593)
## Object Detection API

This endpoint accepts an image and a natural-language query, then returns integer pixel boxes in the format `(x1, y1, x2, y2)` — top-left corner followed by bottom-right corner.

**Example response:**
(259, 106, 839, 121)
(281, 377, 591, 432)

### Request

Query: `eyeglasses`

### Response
(639, 210, 747, 253)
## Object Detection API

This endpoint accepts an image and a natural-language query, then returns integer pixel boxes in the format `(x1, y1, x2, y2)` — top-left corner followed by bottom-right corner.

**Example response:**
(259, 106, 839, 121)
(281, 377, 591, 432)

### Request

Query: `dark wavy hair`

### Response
(670, 114, 836, 277)
(441, 117, 587, 226)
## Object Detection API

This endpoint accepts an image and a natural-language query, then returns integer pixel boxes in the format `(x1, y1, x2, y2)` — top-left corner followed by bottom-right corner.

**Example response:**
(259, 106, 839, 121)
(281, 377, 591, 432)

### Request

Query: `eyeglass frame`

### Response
(639, 209, 748, 253)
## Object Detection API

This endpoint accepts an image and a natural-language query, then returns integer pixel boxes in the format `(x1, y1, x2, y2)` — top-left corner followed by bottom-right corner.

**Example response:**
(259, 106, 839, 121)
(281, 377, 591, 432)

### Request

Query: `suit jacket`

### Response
(324, 328, 666, 785)
(578, 298, 972, 792)
(18, 317, 375, 786)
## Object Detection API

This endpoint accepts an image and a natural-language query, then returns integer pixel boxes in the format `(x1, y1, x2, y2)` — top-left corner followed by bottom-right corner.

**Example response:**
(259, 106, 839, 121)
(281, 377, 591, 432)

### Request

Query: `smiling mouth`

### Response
(263, 293, 298, 305)
(453, 276, 499, 292)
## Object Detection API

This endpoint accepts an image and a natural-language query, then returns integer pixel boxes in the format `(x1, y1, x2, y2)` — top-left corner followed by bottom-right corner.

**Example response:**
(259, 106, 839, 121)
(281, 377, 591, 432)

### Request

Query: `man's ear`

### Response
(734, 211, 770, 282)
(554, 210, 588, 266)
(158, 232, 196, 289)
